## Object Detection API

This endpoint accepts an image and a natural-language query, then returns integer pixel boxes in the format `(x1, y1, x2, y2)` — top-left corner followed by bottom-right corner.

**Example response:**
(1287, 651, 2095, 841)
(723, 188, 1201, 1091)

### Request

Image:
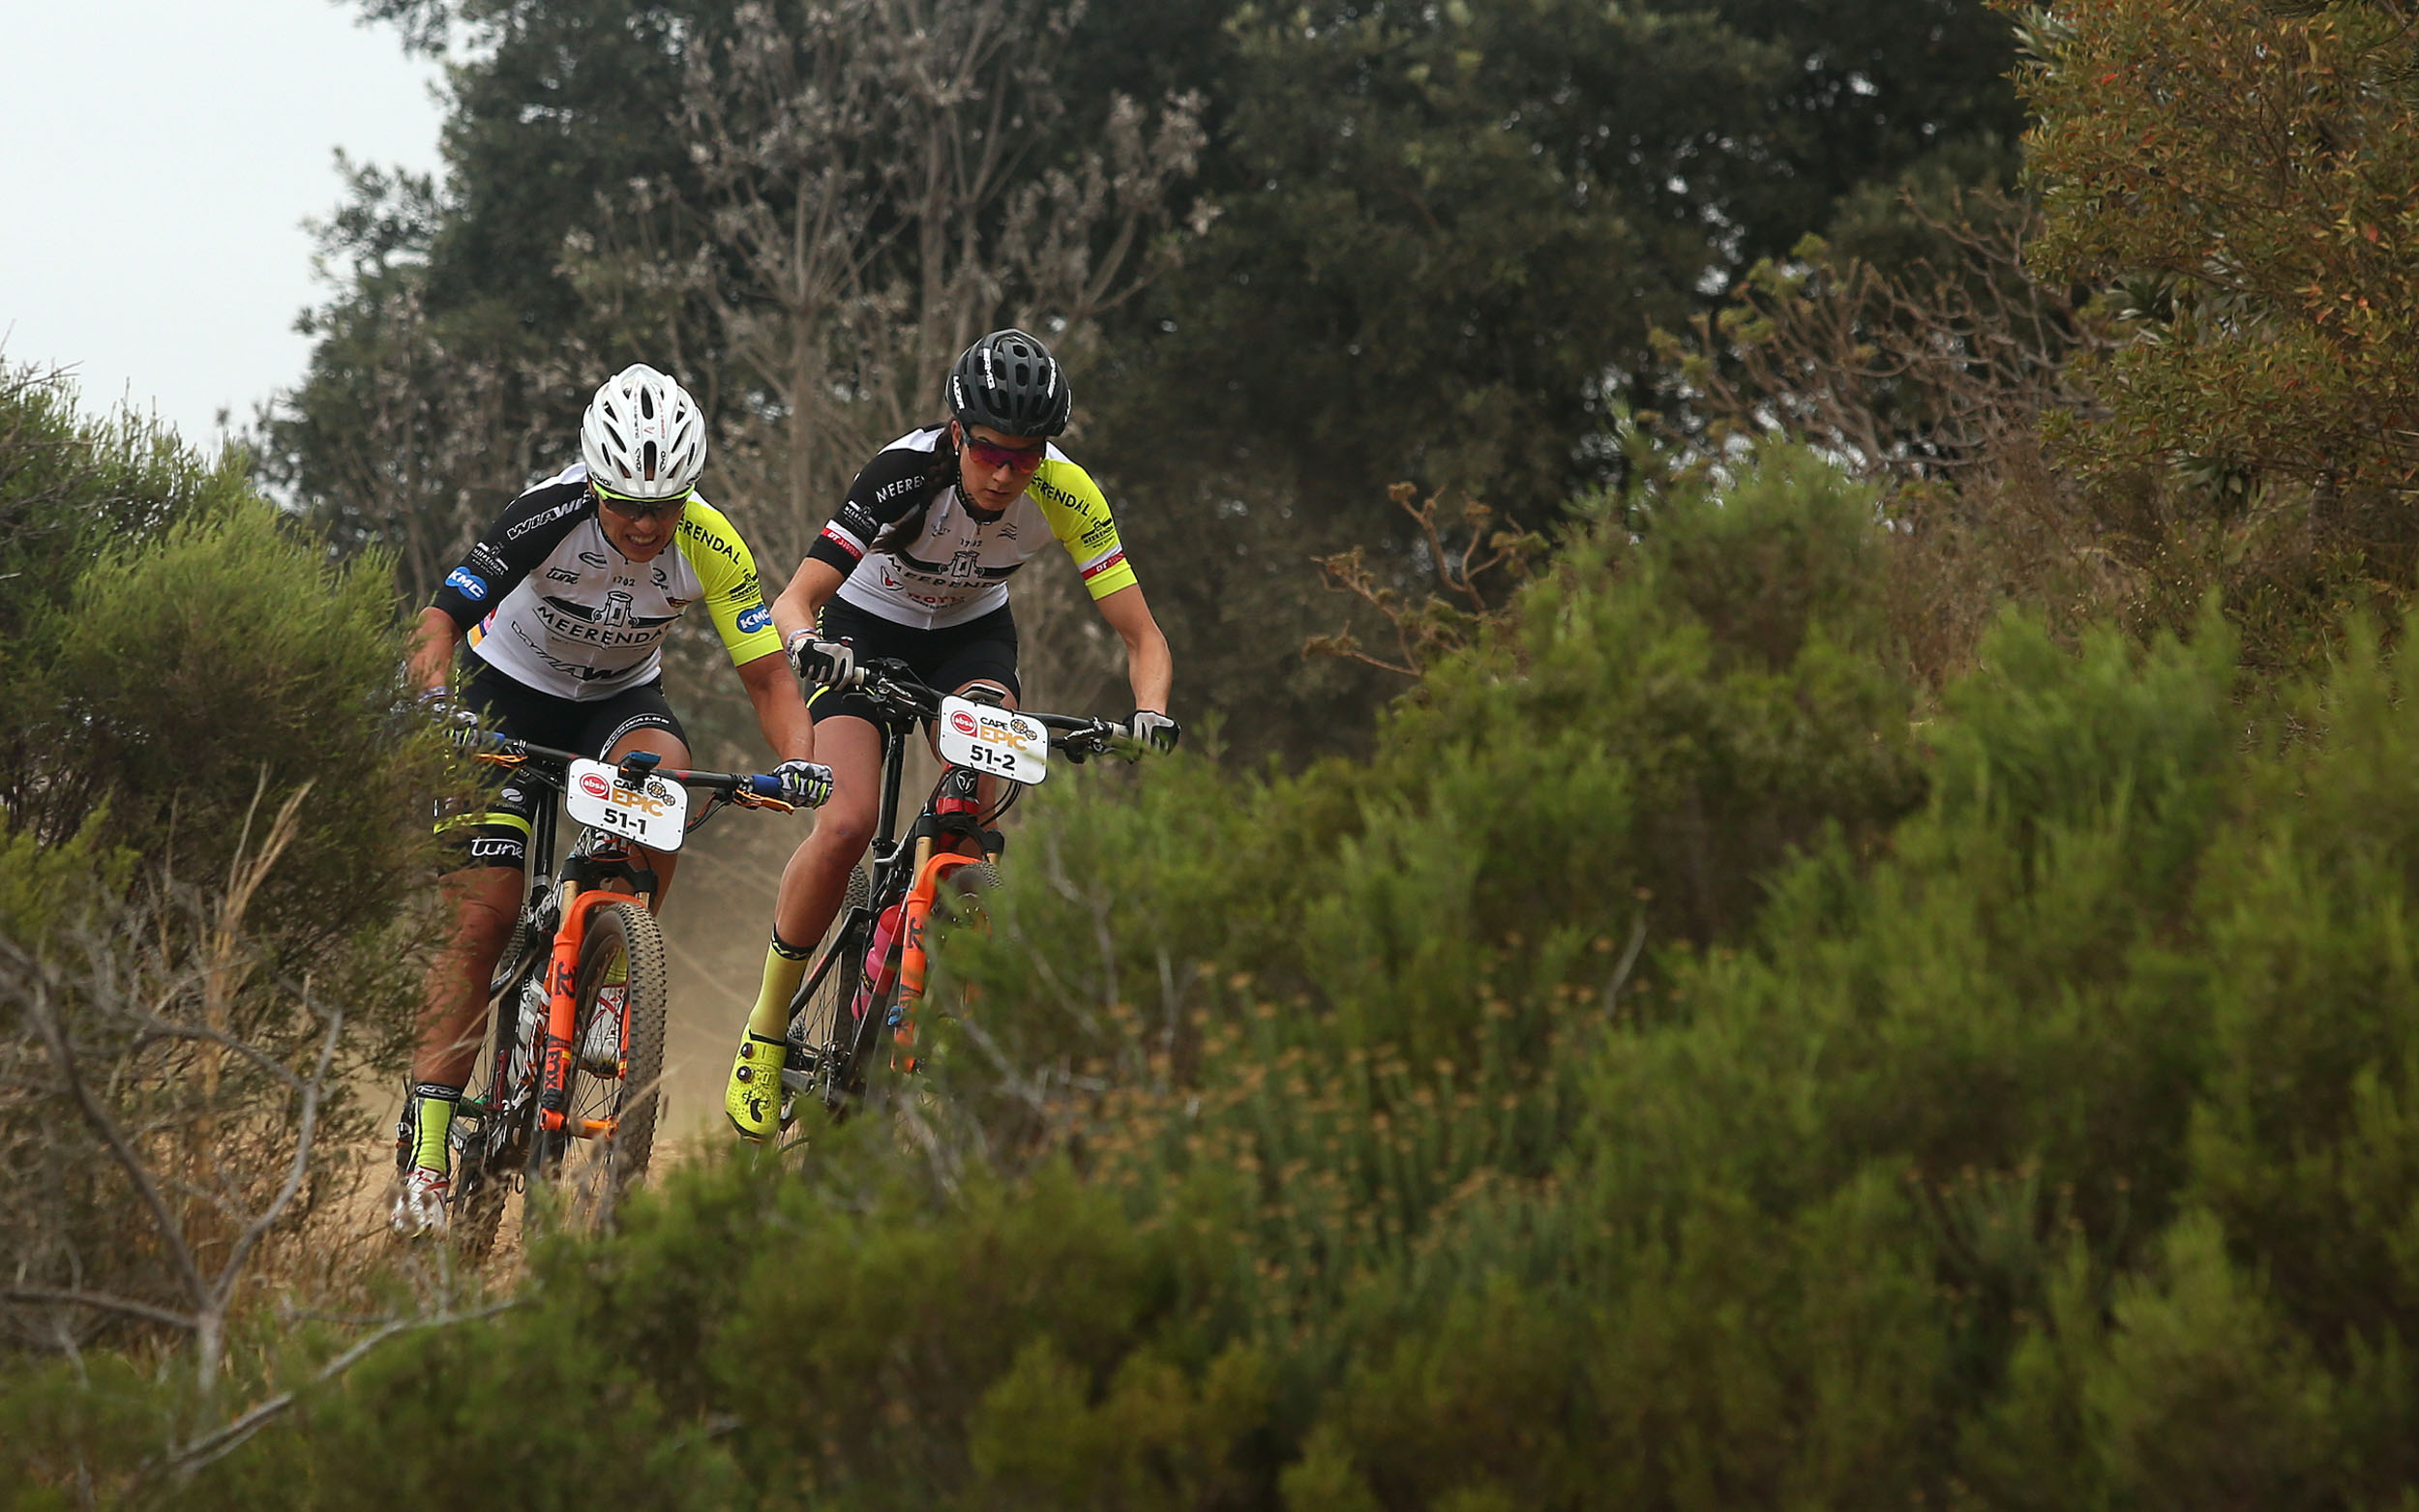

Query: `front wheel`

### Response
(525, 900, 668, 1240)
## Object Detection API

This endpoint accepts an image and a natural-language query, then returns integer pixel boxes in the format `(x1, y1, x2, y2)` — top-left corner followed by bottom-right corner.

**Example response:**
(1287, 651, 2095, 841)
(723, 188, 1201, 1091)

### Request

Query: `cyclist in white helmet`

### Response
(392, 363, 833, 1236)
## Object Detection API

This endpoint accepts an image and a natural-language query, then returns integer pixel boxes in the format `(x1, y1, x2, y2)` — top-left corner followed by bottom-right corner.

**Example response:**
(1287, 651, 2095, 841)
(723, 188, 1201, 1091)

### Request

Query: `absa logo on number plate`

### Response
(950, 710, 978, 736)
(578, 772, 611, 799)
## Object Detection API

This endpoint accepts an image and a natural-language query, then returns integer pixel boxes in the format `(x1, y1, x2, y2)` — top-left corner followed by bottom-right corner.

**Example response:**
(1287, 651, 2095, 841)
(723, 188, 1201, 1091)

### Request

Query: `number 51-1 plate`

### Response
(565, 759, 691, 850)
(936, 697, 1049, 786)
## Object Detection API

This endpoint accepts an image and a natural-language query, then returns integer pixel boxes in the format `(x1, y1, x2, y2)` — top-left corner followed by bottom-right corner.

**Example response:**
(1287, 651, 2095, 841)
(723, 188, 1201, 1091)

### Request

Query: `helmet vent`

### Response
(580, 363, 707, 498)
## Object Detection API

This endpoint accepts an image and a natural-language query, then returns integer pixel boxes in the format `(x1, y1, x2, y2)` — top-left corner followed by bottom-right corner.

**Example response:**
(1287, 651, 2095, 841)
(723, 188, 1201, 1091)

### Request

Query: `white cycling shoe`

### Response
(391, 1166, 452, 1238)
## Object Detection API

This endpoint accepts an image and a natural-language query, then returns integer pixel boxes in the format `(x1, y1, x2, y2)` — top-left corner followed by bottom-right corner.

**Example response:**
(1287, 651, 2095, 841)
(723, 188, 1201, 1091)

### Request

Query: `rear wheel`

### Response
(525, 900, 668, 1240)
(450, 937, 544, 1264)
(785, 867, 868, 1069)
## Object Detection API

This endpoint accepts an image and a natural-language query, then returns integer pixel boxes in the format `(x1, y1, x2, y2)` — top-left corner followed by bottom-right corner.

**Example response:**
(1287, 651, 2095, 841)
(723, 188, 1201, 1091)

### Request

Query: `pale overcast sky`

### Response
(3, 1, 448, 452)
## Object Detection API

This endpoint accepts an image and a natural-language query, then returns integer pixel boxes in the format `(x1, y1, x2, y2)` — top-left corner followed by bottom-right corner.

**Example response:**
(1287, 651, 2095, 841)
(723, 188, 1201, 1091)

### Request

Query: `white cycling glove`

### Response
(785, 630, 856, 689)
(1127, 710, 1180, 754)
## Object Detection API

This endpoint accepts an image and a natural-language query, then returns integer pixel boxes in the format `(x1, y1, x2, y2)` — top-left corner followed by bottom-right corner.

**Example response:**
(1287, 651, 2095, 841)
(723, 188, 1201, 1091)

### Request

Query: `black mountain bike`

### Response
(778, 659, 1130, 1127)
(449, 738, 803, 1259)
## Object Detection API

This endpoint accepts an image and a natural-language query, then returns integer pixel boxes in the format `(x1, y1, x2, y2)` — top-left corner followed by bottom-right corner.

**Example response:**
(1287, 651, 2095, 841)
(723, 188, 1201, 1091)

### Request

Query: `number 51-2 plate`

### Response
(936, 697, 1049, 786)
(565, 759, 691, 850)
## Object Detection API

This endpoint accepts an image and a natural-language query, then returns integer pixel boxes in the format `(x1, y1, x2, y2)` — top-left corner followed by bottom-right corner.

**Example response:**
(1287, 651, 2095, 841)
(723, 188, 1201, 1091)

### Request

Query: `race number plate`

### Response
(564, 758, 690, 851)
(936, 697, 1050, 786)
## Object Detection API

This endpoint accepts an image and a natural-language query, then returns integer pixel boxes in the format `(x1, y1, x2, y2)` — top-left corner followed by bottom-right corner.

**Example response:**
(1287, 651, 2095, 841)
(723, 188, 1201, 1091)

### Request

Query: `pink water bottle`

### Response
(856, 902, 904, 1020)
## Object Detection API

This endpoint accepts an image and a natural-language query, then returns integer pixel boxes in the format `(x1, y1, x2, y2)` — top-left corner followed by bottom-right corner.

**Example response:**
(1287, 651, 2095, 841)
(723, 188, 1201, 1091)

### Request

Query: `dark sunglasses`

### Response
(594, 485, 692, 522)
(960, 431, 1047, 475)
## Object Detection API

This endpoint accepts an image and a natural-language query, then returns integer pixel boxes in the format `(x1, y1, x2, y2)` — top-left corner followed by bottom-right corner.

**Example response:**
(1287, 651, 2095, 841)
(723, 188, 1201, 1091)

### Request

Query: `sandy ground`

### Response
(650, 805, 805, 1157)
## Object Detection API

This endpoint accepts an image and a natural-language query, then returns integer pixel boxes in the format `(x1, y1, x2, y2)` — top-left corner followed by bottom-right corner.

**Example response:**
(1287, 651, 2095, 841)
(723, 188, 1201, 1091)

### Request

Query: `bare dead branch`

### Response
(14, 961, 211, 1314)
(2, 1287, 197, 1334)
(162, 1298, 518, 1477)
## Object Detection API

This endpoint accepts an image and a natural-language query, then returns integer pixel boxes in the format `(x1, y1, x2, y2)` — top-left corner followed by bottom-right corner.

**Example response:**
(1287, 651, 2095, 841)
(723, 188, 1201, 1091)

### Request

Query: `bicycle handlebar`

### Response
(473, 733, 791, 804)
(844, 659, 1132, 758)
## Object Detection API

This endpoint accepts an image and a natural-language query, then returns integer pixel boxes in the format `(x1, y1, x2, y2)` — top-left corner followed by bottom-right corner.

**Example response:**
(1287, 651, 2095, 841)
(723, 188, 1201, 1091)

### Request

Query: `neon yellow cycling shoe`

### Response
(724, 1031, 786, 1143)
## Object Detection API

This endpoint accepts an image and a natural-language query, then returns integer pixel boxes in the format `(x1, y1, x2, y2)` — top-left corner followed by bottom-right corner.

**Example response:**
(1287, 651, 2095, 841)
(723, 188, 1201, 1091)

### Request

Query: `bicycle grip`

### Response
(747, 774, 786, 800)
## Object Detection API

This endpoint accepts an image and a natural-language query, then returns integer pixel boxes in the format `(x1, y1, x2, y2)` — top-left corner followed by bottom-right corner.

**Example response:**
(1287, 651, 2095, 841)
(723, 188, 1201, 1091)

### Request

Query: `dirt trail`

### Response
(649, 809, 802, 1157)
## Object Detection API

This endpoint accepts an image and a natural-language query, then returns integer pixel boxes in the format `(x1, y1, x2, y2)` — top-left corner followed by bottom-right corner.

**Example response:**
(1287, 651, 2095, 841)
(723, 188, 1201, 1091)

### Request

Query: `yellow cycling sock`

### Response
(745, 934, 814, 1040)
(402, 1082, 459, 1173)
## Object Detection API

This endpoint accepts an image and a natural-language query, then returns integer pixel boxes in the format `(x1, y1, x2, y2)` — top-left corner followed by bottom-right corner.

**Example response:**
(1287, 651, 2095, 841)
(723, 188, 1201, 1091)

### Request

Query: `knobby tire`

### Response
(526, 899, 668, 1242)
(817, 859, 996, 1121)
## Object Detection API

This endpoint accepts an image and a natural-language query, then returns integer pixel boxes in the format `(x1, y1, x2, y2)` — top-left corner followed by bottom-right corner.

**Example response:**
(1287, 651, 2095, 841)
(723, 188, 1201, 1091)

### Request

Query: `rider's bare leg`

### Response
(411, 865, 522, 1088)
(398, 862, 519, 1193)
(728, 715, 881, 1137)
(768, 716, 883, 953)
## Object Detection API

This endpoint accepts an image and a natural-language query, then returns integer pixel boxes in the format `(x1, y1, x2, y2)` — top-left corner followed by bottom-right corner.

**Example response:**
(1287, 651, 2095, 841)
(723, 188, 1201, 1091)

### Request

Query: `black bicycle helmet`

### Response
(946, 329, 1072, 437)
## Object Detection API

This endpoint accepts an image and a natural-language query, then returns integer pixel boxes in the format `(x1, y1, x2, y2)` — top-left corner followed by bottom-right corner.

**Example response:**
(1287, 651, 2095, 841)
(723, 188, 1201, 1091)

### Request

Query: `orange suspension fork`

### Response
(890, 849, 986, 1073)
(538, 886, 642, 1133)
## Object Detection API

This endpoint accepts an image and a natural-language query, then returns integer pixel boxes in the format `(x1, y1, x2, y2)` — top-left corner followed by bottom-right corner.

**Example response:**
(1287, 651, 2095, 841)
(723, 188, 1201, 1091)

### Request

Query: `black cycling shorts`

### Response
(437, 655, 689, 872)
(808, 598, 1020, 726)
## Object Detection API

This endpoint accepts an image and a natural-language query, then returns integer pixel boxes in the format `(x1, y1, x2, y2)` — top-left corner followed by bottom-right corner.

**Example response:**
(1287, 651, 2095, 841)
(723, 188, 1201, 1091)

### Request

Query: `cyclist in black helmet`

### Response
(721, 329, 1177, 1140)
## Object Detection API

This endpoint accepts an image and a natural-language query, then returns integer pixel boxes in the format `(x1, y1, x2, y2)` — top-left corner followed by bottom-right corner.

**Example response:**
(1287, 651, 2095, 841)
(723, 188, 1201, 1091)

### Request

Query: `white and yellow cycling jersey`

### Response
(807, 425, 1139, 632)
(430, 461, 781, 699)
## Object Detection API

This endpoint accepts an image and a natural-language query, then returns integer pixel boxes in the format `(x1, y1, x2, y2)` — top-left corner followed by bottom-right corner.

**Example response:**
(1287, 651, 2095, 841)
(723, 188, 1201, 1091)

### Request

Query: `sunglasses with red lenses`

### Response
(960, 431, 1048, 475)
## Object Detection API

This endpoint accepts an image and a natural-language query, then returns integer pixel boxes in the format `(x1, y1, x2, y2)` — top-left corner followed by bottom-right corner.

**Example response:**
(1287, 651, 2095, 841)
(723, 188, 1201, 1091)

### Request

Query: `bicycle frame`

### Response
(457, 742, 794, 1206)
(790, 714, 991, 1087)
(785, 664, 1124, 1115)
(466, 753, 663, 1143)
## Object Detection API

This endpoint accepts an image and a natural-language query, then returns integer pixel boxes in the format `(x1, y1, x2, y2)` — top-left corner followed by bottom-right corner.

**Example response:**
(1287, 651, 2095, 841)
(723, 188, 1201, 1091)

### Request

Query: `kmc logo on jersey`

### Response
(445, 568, 489, 602)
(736, 602, 772, 635)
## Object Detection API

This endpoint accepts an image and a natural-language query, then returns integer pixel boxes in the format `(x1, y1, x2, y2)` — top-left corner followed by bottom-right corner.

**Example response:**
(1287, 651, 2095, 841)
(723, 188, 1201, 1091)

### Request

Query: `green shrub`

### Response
(93, 449, 2419, 1511)
(0, 371, 457, 1502)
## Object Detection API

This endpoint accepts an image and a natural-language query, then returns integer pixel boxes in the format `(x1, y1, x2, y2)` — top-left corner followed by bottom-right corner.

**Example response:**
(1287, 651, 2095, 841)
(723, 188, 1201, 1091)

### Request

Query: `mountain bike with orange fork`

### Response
(778, 659, 1134, 1129)
(448, 738, 810, 1258)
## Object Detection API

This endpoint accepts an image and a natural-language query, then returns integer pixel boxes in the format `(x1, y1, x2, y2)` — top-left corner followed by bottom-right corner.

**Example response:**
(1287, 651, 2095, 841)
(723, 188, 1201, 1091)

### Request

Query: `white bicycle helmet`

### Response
(580, 363, 707, 499)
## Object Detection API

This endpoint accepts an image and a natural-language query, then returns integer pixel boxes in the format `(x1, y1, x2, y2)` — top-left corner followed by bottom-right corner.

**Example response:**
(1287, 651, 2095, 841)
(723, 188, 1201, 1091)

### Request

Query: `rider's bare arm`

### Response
(771, 556, 849, 647)
(1093, 583, 1173, 713)
(736, 649, 816, 764)
(408, 607, 463, 696)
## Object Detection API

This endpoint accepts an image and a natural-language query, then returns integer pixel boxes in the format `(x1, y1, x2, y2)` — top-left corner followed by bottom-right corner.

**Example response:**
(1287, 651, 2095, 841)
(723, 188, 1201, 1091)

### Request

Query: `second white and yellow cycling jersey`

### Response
(430, 461, 782, 699)
(807, 425, 1139, 631)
